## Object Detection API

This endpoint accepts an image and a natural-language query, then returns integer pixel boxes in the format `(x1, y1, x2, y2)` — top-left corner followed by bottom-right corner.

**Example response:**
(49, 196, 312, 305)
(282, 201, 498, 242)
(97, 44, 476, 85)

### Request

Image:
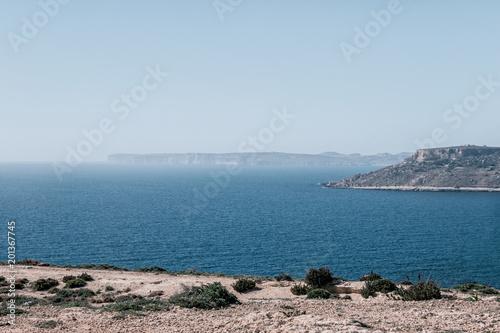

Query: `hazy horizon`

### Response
(2, 1, 500, 163)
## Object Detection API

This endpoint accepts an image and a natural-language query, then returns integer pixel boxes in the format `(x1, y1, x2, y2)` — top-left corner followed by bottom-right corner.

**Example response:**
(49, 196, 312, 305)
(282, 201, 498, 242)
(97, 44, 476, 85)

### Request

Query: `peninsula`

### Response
(323, 145, 500, 192)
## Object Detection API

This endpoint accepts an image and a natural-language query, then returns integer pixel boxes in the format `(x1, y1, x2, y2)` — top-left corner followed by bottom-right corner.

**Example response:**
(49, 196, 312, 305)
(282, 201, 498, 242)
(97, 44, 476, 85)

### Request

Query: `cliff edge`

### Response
(323, 145, 500, 192)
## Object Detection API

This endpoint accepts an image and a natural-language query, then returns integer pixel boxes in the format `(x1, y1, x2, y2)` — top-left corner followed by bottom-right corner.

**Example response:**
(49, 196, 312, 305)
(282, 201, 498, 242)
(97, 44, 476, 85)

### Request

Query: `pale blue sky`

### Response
(1, 0, 500, 162)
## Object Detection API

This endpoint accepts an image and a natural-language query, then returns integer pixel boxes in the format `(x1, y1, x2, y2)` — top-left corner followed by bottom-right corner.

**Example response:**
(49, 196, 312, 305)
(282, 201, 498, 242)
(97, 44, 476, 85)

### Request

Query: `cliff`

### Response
(323, 145, 500, 191)
(107, 152, 412, 167)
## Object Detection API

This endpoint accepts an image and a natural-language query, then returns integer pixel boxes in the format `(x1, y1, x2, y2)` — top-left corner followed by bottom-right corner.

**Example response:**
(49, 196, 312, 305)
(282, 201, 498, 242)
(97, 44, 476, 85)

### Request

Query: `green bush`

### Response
(397, 281, 441, 301)
(65, 279, 86, 289)
(134, 266, 167, 273)
(105, 286, 115, 291)
(306, 289, 331, 299)
(304, 267, 335, 288)
(275, 272, 293, 282)
(372, 279, 397, 293)
(232, 278, 256, 293)
(290, 284, 310, 296)
(62, 275, 77, 283)
(168, 282, 238, 310)
(32, 278, 59, 291)
(78, 273, 94, 281)
(359, 271, 382, 282)
(51, 288, 96, 304)
(361, 278, 397, 298)
(451, 283, 499, 295)
(400, 280, 413, 286)
(361, 281, 376, 298)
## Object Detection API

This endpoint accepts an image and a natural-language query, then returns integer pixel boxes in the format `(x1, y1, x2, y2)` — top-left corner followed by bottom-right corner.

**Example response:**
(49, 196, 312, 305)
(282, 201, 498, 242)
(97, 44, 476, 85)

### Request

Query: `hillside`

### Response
(323, 145, 500, 191)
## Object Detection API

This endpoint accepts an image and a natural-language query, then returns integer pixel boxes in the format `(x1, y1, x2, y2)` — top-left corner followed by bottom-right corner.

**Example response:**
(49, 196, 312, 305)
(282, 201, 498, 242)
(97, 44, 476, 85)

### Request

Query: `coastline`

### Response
(323, 185, 500, 192)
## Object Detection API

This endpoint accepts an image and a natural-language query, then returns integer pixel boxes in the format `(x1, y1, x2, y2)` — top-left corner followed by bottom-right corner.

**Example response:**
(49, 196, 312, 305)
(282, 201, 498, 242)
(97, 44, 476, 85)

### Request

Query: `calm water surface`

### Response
(1, 164, 499, 288)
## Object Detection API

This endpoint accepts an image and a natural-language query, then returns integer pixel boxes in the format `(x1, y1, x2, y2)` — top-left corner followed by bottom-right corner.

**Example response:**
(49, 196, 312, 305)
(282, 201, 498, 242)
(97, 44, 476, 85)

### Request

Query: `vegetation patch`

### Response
(371, 279, 397, 293)
(304, 267, 340, 289)
(232, 278, 256, 293)
(397, 280, 442, 301)
(105, 286, 115, 292)
(65, 278, 86, 289)
(361, 281, 377, 298)
(168, 282, 238, 310)
(62, 275, 77, 283)
(50, 288, 96, 306)
(78, 273, 94, 281)
(0, 306, 28, 316)
(275, 272, 293, 282)
(134, 266, 167, 273)
(35, 320, 61, 329)
(306, 289, 331, 299)
(452, 283, 499, 295)
(290, 284, 310, 296)
(32, 278, 59, 291)
(359, 271, 383, 282)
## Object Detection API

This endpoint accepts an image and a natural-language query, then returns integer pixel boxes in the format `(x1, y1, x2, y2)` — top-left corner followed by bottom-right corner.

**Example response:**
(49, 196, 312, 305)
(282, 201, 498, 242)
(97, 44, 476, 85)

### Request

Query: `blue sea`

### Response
(1, 164, 499, 288)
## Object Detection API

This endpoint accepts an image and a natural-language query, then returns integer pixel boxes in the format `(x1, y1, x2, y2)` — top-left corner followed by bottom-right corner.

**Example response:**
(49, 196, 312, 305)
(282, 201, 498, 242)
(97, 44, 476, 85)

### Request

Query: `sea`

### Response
(1, 164, 499, 288)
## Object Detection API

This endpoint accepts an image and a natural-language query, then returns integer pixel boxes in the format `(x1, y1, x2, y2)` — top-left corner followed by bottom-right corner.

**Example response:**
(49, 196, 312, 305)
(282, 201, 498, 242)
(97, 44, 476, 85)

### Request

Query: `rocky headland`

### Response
(323, 145, 500, 192)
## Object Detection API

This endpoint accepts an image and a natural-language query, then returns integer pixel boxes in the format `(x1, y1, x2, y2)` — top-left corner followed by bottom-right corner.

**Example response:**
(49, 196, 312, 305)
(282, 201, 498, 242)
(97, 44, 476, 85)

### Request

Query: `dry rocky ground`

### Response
(1, 264, 499, 332)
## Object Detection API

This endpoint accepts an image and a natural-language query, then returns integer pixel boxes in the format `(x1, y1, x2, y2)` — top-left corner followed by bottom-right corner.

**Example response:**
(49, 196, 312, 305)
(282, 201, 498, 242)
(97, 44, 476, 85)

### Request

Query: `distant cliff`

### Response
(107, 152, 412, 167)
(323, 145, 500, 191)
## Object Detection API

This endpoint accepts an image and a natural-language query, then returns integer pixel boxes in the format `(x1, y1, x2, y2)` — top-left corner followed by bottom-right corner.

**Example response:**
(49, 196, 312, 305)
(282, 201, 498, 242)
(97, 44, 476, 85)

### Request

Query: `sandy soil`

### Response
(1, 265, 499, 332)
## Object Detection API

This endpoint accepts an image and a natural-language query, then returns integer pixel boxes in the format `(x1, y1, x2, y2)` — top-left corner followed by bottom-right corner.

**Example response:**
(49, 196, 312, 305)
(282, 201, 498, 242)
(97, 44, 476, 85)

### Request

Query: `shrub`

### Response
(400, 280, 413, 286)
(78, 273, 94, 281)
(33, 278, 59, 291)
(451, 283, 499, 295)
(35, 320, 60, 329)
(359, 271, 382, 282)
(306, 289, 331, 299)
(62, 275, 77, 283)
(65, 278, 86, 289)
(290, 284, 310, 296)
(397, 281, 441, 301)
(168, 282, 238, 310)
(275, 272, 293, 282)
(372, 279, 397, 293)
(135, 266, 167, 273)
(51, 288, 96, 304)
(361, 281, 376, 298)
(232, 278, 256, 293)
(304, 267, 335, 288)
(105, 286, 115, 291)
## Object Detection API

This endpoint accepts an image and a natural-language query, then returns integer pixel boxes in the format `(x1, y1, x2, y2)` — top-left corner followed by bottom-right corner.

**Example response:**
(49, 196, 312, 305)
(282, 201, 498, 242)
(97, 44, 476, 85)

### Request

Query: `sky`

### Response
(1, 0, 500, 162)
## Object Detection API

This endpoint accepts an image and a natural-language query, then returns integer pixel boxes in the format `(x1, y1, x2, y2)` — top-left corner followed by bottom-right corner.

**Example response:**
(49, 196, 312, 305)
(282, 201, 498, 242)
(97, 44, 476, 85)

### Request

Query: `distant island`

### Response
(108, 152, 412, 167)
(323, 145, 500, 192)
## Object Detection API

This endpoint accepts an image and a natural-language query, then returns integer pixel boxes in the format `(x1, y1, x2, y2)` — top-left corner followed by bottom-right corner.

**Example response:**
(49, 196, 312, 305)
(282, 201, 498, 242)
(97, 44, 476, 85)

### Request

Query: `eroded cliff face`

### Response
(324, 146, 500, 191)
(413, 146, 500, 162)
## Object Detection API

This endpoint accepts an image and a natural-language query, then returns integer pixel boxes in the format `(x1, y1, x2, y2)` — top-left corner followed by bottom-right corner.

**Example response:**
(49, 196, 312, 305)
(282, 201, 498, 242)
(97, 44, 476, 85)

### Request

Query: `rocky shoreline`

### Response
(323, 185, 500, 192)
(324, 145, 500, 191)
